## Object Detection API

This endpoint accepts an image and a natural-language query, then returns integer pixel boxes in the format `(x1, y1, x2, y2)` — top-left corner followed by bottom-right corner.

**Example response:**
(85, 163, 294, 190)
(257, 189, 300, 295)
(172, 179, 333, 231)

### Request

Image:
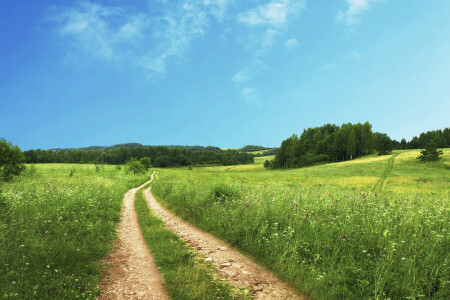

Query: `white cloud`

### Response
(316, 64, 335, 73)
(347, 50, 362, 60)
(241, 87, 257, 103)
(285, 38, 298, 51)
(232, 70, 252, 83)
(262, 29, 280, 47)
(337, 0, 382, 25)
(238, 0, 305, 26)
(49, 1, 231, 73)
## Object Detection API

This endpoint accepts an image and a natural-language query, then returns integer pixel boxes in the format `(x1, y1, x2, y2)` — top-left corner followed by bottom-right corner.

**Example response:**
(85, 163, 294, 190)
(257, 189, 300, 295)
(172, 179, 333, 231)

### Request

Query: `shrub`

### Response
(0, 138, 25, 182)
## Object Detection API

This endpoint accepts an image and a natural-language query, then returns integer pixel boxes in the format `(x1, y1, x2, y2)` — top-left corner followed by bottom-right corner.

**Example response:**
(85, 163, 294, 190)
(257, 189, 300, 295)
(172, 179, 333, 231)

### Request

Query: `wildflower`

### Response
(324, 244, 329, 248)
(340, 234, 346, 238)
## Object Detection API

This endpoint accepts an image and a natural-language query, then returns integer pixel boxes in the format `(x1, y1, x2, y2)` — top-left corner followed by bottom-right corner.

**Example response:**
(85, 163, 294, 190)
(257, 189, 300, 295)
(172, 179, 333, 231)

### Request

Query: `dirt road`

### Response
(143, 179, 308, 300)
(99, 179, 168, 300)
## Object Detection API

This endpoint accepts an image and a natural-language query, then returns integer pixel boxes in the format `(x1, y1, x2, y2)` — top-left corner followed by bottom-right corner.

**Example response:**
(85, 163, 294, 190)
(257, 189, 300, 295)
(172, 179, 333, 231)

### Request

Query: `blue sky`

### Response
(1, 0, 449, 150)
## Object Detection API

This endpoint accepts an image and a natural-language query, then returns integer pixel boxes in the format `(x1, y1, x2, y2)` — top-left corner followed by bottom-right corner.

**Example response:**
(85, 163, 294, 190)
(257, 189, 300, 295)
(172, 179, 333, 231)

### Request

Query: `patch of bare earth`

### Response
(99, 180, 168, 300)
(144, 183, 309, 300)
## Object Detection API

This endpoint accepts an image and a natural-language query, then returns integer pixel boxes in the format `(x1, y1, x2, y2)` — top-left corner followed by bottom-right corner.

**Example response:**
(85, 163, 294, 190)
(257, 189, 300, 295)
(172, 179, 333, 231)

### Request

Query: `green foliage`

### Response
(0, 164, 149, 298)
(135, 186, 249, 300)
(239, 145, 268, 152)
(263, 159, 272, 169)
(126, 158, 146, 175)
(272, 122, 374, 169)
(0, 138, 26, 182)
(373, 132, 393, 155)
(407, 127, 450, 149)
(139, 157, 152, 170)
(23, 145, 253, 167)
(417, 143, 443, 161)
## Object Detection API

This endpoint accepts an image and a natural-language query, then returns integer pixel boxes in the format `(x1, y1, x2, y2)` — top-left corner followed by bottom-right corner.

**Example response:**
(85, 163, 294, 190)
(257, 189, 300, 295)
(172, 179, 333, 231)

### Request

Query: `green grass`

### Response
(0, 164, 149, 299)
(151, 150, 450, 299)
(135, 182, 250, 300)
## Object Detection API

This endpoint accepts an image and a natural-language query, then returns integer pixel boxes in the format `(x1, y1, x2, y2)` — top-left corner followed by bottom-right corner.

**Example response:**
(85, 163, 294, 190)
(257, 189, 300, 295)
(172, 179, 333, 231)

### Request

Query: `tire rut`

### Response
(99, 179, 168, 300)
(373, 153, 399, 193)
(143, 175, 309, 300)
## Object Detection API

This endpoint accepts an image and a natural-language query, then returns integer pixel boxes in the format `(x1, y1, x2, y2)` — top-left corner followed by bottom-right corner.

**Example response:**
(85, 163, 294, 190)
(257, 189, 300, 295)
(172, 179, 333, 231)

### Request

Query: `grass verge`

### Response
(134, 183, 251, 300)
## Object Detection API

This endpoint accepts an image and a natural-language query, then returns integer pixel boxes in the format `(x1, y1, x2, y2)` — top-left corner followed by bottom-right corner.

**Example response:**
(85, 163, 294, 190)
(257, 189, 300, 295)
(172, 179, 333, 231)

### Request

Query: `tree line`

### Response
(268, 122, 449, 169)
(23, 146, 254, 167)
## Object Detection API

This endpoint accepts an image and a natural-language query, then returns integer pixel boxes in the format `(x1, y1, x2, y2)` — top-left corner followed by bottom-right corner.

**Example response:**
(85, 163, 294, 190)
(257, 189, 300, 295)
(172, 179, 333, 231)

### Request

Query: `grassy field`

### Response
(0, 164, 149, 299)
(0, 150, 448, 299)
(152, 149, 449, 299)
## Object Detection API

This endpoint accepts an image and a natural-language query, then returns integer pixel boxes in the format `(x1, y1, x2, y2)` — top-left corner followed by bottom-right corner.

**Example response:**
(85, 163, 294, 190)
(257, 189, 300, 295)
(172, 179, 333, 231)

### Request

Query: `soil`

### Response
(99, 180, 168, 300)
(143, 177, 309, 300)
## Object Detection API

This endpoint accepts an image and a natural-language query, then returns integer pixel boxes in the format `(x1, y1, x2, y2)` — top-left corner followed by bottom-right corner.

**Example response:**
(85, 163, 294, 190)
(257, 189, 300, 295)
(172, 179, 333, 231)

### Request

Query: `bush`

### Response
(140, 157, 152, 170)
(417, 143, 443, 161)
(0, 138, 25, 182)
(127, 158, 146, 175)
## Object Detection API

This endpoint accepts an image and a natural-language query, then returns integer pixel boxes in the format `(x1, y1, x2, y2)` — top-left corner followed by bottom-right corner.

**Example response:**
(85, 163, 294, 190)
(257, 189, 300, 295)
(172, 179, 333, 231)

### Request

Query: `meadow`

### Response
(0, 150, 448, 299)
(151, 149, 449, 299)
(0, 164, 149, 298)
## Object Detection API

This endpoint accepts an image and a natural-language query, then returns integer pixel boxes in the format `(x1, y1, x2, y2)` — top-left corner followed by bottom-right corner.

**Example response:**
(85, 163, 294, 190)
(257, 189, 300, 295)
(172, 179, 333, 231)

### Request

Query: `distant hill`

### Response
(239, 145, 269, 152)
(50, 143, 222, 152)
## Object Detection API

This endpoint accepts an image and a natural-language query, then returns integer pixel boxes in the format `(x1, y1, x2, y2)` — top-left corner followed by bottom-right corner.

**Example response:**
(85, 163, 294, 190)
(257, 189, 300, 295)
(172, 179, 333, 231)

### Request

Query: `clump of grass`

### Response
(0, 164, 149, 299)
(134, 185, 250, 300)
(152, 172, 449, 300)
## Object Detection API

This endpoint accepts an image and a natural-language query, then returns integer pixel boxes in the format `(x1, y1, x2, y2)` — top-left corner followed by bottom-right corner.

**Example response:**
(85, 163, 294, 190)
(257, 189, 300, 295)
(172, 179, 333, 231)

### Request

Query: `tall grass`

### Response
(135, 185, 250, 300)
(152, 167, 449, 299)
(0, 164, 149, 299)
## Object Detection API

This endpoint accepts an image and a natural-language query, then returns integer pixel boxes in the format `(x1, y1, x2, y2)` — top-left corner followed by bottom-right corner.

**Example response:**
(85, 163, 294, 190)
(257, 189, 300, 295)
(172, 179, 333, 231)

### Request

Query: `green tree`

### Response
(126, 158, 146, 175)
(346, 128, 357, 160)
(0, 138, 26, 182)
(361, 121, 373, 155)
(417, 143, 443, 161)
(140, 157, 152, 170)
(400, 138, 407, 150)
(263, 160, 272, 169)
(373, 133, 393, 155)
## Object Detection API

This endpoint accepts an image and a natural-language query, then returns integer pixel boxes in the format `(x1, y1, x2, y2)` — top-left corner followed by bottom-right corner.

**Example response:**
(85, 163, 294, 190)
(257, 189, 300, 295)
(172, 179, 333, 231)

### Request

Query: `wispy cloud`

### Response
(285, 38, 298, 51)
(238, 0, 305, 27)
(346, 50, 362, 60)
(241, 87, 257, 103)
(316, 63, 335, 73)
(337, 0, 383, 25)
(232, 0, 305, 103)
(48, 1, 231, 73)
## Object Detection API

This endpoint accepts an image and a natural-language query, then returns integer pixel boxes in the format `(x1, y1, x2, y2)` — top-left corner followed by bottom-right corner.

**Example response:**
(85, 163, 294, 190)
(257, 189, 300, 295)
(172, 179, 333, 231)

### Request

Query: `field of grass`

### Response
(151, 149, 449, 299)
(0, 164, 149, 298)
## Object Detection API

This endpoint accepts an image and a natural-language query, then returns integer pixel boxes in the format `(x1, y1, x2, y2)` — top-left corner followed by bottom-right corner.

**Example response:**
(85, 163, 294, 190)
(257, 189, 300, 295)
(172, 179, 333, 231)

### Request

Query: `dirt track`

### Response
(99, 179, 168, 300)
(143, 177, 308, 300)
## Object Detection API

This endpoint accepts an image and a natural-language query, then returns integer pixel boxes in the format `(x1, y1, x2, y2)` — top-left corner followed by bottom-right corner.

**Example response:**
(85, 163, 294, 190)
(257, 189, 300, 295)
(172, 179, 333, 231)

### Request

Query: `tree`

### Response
(140, 157, 152, 170)
(0, 138, 26, 182)
(361, 122, 373, 155)
(346, 128, 357, 160)
(373, 133, 393, 155)
(417, 143, 443, 161)
(400, 138, 407, 150)
(126, 158, 146, 175)
(263, 159, 272, 169)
